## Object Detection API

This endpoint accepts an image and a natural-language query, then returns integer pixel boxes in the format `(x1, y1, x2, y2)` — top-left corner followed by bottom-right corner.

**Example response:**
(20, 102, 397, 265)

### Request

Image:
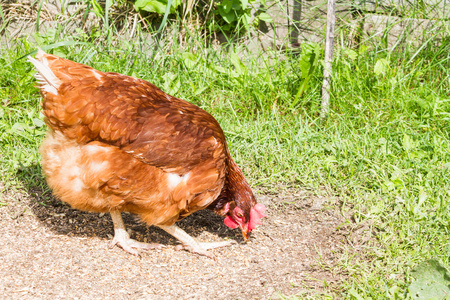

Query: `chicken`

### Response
(28, 49, 266, 258)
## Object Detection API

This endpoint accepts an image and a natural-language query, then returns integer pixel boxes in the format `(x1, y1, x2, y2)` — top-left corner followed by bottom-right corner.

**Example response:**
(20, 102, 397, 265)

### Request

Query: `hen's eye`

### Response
(237, 212, 243, 218)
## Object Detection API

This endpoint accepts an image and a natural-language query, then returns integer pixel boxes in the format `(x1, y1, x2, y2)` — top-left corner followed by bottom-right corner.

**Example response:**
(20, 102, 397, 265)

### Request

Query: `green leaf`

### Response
(162, 72, 180, 95)
(220, 0, 233, 13)
(409, 260, 450, 299)
(231, 0, 242, 10)
(181, 52, 198, 69)
(258, 12, 273, 23)
(293, 42, 321, 102)
(135, 0, 181, 14)
(32, 118, 45, 128)
(403, 134, 416, 152)
(230, 53, 247, 76)
(135, 0, 167, 14)
(413, 188, 428, 216)
(218, 6, 236, 24)
(374, 58, 389, 76)
(10, 123, 28, 132)
(298, 42, 321, 79)
(240, 12, 251, 30)
(344, 48, 358, 60)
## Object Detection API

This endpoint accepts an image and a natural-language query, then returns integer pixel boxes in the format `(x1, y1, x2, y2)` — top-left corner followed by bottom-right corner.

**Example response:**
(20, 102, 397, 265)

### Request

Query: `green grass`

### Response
(1, 13, 450, 299)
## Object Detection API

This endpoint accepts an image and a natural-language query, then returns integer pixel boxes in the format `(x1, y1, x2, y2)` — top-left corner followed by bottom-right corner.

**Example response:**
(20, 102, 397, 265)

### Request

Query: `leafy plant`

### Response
(374, 57, 390, 76)
(212, 0, 272, 33)
(292, 42, 321, 107)
(134, 0, 181, 14)
(408, 260, 450, 299)
(86, 0, 105, 18)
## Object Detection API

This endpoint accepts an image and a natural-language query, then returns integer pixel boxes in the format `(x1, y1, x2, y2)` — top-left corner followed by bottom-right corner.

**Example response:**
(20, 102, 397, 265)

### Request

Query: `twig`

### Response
(320, 0, 336, 120)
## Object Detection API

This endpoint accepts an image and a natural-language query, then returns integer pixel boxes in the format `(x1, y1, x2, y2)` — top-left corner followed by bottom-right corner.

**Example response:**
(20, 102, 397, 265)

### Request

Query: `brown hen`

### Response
(28, 49, 266, 258)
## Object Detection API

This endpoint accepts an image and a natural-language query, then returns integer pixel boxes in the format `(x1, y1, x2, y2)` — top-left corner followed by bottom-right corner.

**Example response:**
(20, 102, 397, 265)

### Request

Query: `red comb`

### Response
(249, 203, 267, 231)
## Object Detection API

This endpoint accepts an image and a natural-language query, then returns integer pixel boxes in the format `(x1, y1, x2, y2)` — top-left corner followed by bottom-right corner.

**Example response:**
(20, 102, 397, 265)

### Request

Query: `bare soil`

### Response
(0, 185, 355, 299)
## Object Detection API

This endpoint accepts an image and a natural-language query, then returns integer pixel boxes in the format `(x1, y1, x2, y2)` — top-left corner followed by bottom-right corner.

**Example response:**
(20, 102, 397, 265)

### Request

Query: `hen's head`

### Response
(223, 201, 267, 240)
(218, 156, 267, 240)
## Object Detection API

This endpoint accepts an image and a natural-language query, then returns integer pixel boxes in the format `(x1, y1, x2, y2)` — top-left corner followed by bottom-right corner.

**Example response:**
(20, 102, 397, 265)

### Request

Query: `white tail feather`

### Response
(27, 50, 61, 95)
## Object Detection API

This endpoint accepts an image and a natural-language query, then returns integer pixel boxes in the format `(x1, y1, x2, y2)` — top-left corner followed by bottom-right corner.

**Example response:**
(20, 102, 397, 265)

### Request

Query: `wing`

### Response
(36, 53, 227, 174)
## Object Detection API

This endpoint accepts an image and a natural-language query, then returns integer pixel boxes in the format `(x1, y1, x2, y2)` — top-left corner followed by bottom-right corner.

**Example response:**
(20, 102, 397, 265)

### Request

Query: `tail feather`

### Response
(28, 49, 61, 95)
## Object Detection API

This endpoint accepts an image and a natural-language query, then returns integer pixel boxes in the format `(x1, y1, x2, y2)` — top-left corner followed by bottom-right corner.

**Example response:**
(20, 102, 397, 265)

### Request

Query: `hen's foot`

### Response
(175, 240, 236, 258)
(157, 224, 236, 259)
(110, 228, 165, 256)
(109, 210, 165, 256)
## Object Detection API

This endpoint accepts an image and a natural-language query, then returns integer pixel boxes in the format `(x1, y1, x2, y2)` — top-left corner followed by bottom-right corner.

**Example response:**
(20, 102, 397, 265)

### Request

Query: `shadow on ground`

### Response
(15, 165, 242, 247)
(0, 170, 372, 299)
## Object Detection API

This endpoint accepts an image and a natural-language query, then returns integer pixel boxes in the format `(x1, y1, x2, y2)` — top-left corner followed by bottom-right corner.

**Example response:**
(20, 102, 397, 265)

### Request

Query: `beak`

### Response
(240, 225, 250, 241)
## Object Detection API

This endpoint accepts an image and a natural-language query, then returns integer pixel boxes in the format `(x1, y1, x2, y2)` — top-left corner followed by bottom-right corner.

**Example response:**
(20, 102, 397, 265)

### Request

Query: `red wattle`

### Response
(224, 215, 239, 229)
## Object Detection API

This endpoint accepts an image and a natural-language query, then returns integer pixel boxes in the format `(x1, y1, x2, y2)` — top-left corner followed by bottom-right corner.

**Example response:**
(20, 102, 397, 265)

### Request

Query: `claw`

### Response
(109, 210, 165, 256)
(174, 244, 216, 259)
(173, 240, 236, 259)
(111, 234, 165, 256)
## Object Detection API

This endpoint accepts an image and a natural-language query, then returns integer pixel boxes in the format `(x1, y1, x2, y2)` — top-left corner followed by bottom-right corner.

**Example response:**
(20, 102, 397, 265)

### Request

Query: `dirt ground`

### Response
(0, 185, 356, 299)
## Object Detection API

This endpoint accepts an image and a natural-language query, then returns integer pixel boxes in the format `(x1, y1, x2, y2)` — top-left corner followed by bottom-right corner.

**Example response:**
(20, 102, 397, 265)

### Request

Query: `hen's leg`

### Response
(157, 224, 235, 258)
(110, 210, 165, 256)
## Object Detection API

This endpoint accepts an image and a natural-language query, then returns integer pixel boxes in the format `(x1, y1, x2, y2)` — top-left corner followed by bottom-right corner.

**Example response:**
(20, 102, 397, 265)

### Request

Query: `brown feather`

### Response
(33, 52, 258, 236)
